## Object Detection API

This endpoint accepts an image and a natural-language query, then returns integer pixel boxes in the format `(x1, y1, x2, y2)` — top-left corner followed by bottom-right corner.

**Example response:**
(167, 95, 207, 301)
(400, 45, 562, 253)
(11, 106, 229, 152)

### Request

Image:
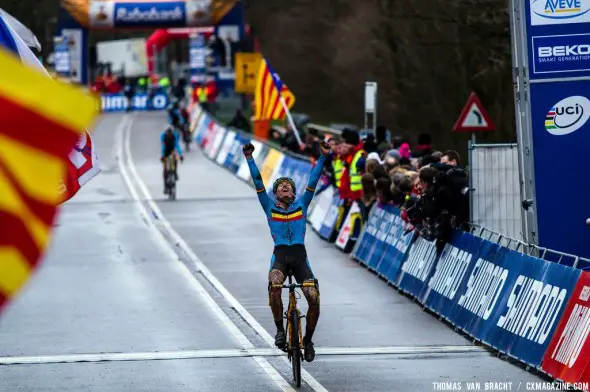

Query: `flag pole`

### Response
(279, 95, 305, 149)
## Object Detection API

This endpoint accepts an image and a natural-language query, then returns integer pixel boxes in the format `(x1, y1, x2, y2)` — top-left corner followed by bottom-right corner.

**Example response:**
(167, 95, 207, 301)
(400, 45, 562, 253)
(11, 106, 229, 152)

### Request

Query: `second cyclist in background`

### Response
(160, 125, 183, 193)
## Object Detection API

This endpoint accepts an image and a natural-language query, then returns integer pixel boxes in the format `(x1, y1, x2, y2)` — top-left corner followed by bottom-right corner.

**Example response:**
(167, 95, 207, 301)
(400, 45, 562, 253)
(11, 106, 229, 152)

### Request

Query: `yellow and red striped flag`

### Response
(254, 58, 296, 120)
(0, 47, 98, 313)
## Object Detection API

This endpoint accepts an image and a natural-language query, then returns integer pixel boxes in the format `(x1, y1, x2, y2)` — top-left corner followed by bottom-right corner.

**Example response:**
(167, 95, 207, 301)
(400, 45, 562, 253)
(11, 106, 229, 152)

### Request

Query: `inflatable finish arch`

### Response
(58, 0, 240, 83)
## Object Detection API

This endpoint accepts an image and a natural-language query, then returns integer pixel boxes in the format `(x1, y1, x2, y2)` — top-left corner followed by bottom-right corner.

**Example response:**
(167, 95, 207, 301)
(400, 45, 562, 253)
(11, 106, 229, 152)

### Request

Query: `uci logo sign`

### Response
(545, 96, 590, 135)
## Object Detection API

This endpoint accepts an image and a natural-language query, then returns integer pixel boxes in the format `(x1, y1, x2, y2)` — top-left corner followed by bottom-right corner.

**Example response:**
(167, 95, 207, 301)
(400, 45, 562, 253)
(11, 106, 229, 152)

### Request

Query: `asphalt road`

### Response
(0, 112, 549, 392)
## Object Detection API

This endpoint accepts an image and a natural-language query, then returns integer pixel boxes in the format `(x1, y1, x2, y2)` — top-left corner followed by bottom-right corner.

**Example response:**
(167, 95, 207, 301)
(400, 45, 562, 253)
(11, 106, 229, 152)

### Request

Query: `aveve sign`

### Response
(531, 0, 590, 25)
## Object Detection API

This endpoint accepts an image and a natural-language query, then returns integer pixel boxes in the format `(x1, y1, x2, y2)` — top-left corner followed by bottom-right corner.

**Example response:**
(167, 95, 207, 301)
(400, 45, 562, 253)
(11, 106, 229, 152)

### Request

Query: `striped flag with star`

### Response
(0, 12, 101, 204)
(0, 44, 98, 313)
(254, 57, 296, 120)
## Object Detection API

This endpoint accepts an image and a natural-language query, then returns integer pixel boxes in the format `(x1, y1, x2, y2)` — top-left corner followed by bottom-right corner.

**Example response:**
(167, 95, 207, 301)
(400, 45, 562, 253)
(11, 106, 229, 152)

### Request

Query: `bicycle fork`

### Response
(286, 291, 303, 355)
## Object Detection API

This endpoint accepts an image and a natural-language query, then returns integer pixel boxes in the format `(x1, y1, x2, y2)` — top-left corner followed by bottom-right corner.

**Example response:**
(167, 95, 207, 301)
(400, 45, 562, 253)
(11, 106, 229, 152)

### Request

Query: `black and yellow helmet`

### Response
(273, 177, 296, 194)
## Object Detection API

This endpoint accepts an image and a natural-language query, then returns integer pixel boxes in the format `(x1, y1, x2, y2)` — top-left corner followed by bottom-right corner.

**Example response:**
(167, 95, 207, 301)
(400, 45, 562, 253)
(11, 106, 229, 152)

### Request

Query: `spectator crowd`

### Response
(302, 126, 470, 252)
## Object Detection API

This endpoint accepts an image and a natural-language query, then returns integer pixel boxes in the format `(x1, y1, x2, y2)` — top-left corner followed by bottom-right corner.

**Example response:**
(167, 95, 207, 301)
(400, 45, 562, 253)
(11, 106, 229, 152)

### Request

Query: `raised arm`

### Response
(243, 144, 272, 211)
(300, 141, 332, 207)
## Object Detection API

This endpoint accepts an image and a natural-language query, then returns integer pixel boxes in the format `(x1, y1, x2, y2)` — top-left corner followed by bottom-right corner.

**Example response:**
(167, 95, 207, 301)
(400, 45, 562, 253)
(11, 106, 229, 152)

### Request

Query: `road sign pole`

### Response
(364, 81, 377, 134)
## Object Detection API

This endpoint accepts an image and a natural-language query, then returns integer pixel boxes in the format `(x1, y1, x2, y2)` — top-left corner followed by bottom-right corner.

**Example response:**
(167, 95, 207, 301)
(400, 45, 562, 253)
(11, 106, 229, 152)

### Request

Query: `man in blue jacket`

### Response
(242, 140, 331, 362)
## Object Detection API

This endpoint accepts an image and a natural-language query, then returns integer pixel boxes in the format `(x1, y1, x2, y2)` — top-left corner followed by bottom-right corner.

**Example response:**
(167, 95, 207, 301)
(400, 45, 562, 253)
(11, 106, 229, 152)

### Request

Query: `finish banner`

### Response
(72, 0, 238, 28)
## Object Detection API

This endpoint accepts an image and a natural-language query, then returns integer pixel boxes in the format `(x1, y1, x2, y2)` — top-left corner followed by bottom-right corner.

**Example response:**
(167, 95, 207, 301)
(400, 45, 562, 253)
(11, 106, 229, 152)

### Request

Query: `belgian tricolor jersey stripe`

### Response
(271, 206, 303, 222)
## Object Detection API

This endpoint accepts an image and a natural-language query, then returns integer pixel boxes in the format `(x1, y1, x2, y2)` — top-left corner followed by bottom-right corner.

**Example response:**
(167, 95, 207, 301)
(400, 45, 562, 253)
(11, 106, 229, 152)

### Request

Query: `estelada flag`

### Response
(0, 46, 99, 314)
(0, 13, 101, 204)
(254, 58, 296, 120)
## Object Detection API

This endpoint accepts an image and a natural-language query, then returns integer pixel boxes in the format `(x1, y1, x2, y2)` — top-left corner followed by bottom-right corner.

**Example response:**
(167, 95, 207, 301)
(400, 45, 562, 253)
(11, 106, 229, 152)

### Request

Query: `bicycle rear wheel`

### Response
(290, 309, 301, 387)
(167, 173, 176, 200)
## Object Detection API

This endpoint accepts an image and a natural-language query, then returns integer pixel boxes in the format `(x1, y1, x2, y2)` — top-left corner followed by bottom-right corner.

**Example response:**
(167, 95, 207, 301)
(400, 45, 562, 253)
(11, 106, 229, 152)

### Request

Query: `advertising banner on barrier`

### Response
(422, 232, 501, 323)
(200, 119, 215, 150)
(482, 251, 580, 366)
(352, 203, 381, 266)
(216, 130, 236, 165)
(208, 126, 227, 159)
(335, 201, 363, 252)
(230, 133, 250, 175)
(542, 271, 590, 384)
(236, 140, 264, 181)
(203, 122, 218, 155)
(319, 194, 341, 240)
(223, 132, 243, 172)
(397, 236, 439, 300)
(375, 212, 415, 282)
(309, 186, 335, 232)
(261, 149, 284, 185)
(292, 160, 312, 197)
(190, 105, 204, 134)
(101, 93, 169, 112)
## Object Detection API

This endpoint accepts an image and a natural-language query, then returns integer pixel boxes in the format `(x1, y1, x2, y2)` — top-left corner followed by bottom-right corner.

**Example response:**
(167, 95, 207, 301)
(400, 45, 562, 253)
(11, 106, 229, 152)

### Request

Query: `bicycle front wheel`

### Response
(290, 309, 301, 387)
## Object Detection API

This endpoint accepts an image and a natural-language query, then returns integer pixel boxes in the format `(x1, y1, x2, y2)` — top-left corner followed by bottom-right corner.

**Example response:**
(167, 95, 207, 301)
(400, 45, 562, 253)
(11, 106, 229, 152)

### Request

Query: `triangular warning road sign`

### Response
(452, 92, 496, 132)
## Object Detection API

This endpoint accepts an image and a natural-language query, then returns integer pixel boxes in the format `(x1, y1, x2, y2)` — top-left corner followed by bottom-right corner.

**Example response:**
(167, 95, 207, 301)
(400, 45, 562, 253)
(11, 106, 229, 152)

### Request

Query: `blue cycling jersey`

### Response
(247, 154, 327, 246)
(160, 130, 183, 157)
(168, 108, 185, 127)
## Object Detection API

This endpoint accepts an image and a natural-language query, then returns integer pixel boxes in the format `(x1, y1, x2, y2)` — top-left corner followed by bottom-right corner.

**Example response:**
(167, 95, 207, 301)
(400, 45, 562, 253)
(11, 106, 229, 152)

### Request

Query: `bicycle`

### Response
(281, 274, 316, 388)
(181, 125, 192, 151)
(163, 155, 177, 200)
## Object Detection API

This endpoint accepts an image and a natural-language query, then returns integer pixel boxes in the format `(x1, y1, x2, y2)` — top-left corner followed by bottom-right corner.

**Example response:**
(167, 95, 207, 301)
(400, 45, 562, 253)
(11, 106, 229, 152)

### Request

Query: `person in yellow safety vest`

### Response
(349, 148, 365, 194)
(158, 76, 171, 93)
(332, 139, 344, 188)
(330, 129, 365, 241)
(137, 77, 147, 92)
(197, 85, 208, 103)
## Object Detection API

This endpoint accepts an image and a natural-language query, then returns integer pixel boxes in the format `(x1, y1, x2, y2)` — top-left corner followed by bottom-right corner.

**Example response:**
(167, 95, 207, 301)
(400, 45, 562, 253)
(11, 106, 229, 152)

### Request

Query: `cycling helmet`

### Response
(273, 177, 296, 194)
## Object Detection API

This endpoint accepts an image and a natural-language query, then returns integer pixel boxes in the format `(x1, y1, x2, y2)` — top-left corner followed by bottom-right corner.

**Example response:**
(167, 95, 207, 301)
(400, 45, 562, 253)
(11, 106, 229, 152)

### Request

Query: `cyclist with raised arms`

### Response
(242, 140, 331, 362)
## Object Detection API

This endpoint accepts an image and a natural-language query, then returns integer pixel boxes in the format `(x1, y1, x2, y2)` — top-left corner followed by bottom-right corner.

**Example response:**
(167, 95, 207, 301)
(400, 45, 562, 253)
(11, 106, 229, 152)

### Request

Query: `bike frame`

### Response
(282, 276, 315, 351)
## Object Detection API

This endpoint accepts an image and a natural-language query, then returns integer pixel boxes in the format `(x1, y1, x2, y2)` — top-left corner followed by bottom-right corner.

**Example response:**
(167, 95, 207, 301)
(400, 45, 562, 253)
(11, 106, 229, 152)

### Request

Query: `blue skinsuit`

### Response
(160, 130, 183, 158)
(168, 108, 185, 127)
(246, 154, 327, 273)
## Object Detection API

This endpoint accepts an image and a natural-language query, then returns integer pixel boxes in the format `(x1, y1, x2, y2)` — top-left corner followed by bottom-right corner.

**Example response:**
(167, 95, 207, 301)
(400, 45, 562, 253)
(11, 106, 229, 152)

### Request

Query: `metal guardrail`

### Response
(469, 224, 590, 269)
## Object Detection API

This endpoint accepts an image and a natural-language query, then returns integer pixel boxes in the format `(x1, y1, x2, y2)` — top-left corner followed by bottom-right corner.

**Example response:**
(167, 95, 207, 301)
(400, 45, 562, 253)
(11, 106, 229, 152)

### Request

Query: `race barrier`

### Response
(189, 103, 590, 389)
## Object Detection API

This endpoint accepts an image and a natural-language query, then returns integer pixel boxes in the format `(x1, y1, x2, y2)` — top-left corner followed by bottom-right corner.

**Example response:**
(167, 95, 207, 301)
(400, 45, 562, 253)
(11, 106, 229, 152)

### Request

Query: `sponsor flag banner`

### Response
(0, 46, 98, 313)
(542, 270, 590, 385)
